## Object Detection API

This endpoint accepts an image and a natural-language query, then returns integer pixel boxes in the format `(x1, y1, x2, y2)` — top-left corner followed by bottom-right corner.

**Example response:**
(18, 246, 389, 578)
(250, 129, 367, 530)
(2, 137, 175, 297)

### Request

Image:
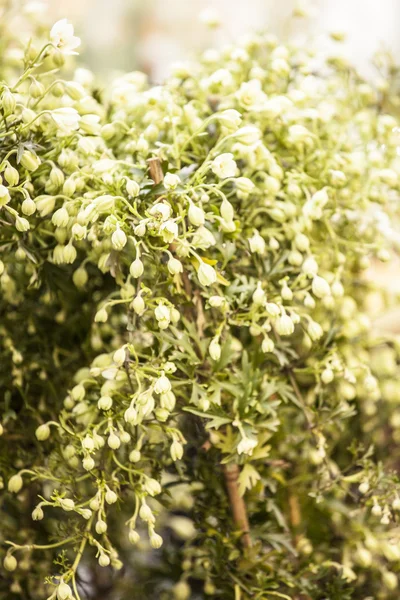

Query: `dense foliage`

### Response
(2, 5, 400, 599)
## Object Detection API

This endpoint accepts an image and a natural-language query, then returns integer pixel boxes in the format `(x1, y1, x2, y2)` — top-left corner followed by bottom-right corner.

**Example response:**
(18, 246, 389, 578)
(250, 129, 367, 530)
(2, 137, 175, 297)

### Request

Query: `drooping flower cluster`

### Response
(1, 6, 400, 600)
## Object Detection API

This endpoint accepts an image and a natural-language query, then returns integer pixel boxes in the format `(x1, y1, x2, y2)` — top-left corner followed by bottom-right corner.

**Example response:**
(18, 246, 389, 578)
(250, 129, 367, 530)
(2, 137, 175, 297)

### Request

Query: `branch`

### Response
(148, 157, 251, 548)
(222, 464, 252, 548)
(148, 156, 164, 185)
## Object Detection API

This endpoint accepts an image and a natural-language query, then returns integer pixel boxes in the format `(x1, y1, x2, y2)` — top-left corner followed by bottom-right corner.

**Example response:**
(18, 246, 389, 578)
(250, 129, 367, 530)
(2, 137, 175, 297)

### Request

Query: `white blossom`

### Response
(50, 19, 80, 55)
(211, 153, 237, 179)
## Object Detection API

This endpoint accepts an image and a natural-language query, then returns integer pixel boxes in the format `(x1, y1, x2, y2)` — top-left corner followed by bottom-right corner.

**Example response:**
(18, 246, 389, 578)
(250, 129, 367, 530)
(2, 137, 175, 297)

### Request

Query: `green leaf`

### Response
(238, 464, 261, 496)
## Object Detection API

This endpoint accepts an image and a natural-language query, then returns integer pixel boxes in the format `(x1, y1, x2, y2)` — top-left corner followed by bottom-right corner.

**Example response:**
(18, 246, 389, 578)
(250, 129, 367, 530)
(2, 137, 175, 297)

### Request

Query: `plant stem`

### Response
(222, 463, 252, 548)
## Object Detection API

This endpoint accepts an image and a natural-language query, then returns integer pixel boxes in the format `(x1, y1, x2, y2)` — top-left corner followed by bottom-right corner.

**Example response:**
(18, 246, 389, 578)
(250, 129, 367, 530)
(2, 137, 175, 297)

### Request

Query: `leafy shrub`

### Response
(1, 7, 400, 600)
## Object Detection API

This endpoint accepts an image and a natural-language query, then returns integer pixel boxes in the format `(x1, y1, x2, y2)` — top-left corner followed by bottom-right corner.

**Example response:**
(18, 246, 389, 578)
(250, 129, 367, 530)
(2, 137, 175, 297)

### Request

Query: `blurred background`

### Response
(43, 0, 400, 82)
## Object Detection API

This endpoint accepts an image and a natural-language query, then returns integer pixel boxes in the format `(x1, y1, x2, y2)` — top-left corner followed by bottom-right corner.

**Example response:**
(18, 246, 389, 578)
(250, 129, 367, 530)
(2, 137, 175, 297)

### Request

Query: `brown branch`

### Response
(148, 156, 164, 185)
(222, 464, 252, 548)
(148, 157, 251, 549)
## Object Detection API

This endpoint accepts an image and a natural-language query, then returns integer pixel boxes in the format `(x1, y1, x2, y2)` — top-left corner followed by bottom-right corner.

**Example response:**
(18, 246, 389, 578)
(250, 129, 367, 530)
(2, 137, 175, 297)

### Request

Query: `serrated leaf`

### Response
(237, 464, 261, 496)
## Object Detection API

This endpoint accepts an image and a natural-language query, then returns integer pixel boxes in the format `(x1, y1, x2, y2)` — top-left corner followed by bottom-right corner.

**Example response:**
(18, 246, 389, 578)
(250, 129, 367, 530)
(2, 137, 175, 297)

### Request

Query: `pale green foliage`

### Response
(1, 5, 400, 600)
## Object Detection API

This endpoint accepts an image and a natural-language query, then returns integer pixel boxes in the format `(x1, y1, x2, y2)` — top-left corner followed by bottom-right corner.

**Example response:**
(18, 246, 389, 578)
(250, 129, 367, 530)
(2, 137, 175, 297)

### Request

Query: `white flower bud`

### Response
(120, 431, 131, 444)
(135, 222, 146, 237)
(294, 232, 309, 251)
(139, 503, 155, 523)
(217, 109, 242, 128)
(82, 456, 95, 471)
(3, 554, 17, 572)
(233, 125, 261, 145)
(20, 150, 41, 171)
(188, 203, 205, 227)
(308, 320, 323, 341)
(331, 280, 344, 297)
(8, 473, 23, 493)
(275, 314, 295, 336)
(132, 295, 145, 316)
(262, 336, 275, 353)
(95, 308, 108, 323)
(209, 337, 221, 361)
(248, 231, 265, 255)
(32, 505, 44, 520)
(52, 207, 69, 227)
(98, 553, 110, 567)
(113, 346, 126, 366)
(265, 303, 280, 318)
(236, 177, 255, 195)
(170, 308, 181, 323)
(50, 167, 64, 188)
(130, 258, 144, 278)
(281, 284, 293, 301)
(71, 223, 87, 240)
(129, 529, 140, 544)
(312, 276, 331, 298)
(220, 198, 234, 222)
(71, 384, 85, 401)
(35, 423, 50, 441)
(149, 531, 163, 549)
(197, 262, 217, 286)
(89, 496, 100, 511)
(304, 293, 316, 309)
(209, 295, 224, 308)
(0, 185, 10, 207)
(105, 488, 118, 504)
(302, 256, 318, 276)
(97, 396, 113, 410)
(21, 198, 36, 216)
(170, 439, 184, 461)
(164, 172, 181, 190)
(168, 257, 183, 275)
(358, 481, 370, 495)
(72, 267, 88, 288)
(154, 374, 171, 394)
(129, 449, 141, 463)
(108, 431, 121, 449)
(82, 435, 94, 451)
(126, 179, 140, 197)
(252, 282, 266, 306)
(15, 216, 30, 232)
(59, 498, 75, 511)
(160, 390, 176, 411)
(96, 519, 108, 534)
(144, 478, 162, 496)
(111, 227, 127, 251)
(63, 243, 77, 264)
(155, 303, 171, 325)
(321, 368, 334, 384)
(4, 165, 19, 186)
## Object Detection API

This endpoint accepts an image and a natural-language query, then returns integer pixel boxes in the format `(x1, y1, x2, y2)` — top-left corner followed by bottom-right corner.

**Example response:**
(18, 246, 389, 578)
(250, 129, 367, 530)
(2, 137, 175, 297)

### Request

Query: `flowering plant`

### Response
(2, 7, 400, 600)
